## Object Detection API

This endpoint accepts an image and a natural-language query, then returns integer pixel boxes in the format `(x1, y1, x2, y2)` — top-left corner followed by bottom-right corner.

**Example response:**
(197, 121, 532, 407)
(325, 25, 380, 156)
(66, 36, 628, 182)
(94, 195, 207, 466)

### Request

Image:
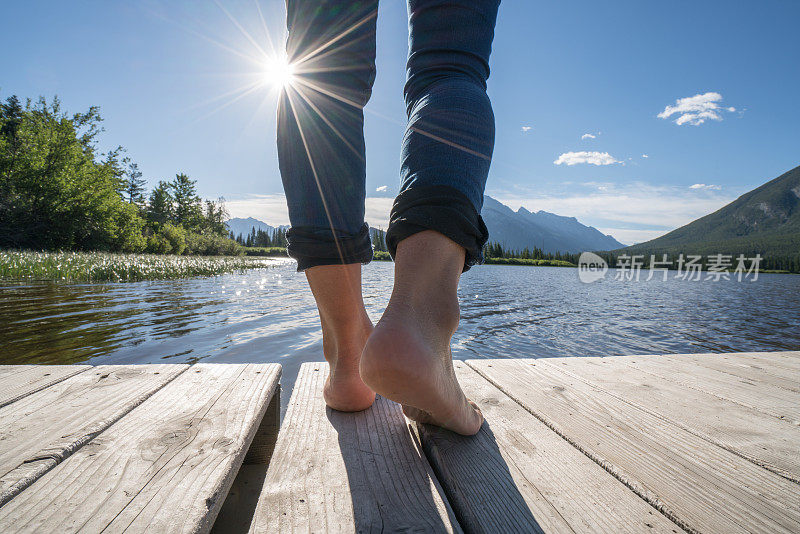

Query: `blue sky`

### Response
(2, 1, 799, 244)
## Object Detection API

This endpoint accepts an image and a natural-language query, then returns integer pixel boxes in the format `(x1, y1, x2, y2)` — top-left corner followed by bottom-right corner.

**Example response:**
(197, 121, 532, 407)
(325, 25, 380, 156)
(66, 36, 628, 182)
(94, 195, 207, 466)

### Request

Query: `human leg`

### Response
(280, 0, 380, 410)
(361, 0, 500, 435)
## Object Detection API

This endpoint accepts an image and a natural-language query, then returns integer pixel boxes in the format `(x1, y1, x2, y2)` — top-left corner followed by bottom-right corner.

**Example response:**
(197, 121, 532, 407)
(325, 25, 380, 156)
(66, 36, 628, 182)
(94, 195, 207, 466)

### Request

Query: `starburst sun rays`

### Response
(189, 1, 495, 266)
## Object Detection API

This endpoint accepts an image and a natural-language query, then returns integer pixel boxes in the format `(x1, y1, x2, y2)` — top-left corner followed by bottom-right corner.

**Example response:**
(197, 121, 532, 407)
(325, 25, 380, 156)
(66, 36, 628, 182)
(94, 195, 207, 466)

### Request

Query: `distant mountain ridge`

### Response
(621, 165, 800, 258)
(226, 217, 287, 238)
(481, 196, 625, 253)
(227, 197, 625, 253)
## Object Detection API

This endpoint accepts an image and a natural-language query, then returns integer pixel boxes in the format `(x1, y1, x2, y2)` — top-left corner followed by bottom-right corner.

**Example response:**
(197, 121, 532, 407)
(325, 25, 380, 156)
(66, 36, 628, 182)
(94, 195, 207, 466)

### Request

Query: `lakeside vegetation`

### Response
(243, 246, 290, 257)
(0, 94, 242, 256)
(0, 250, 278, 282)
(484, 257, 574, 267)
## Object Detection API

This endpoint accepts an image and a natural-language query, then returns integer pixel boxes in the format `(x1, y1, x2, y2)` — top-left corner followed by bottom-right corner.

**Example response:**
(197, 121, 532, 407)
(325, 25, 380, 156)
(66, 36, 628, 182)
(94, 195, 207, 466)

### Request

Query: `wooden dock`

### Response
(0, 352, 798, 533)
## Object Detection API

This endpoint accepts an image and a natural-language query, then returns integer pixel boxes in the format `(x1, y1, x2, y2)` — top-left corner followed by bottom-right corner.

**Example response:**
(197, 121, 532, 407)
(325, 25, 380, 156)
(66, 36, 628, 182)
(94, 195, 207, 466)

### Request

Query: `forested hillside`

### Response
(621, 165, 800, 271)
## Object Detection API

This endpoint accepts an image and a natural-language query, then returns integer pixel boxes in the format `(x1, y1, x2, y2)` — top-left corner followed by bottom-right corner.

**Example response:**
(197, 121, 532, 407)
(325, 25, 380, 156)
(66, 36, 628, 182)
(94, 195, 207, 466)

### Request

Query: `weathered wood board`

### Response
(538, 355, 800, 483)
(726, 350, 800, 373)
(0, 365, 89, 408)
(417, 361, 679, 533)
(656, 352, 800, 393)
(248, 362, 460, 533)
(0, 352, 796, 534)
(0, 363, 280, 534)
(468, 358, 800, 534)
(0, 364, 187, 505)
(618, 353, 799, 422)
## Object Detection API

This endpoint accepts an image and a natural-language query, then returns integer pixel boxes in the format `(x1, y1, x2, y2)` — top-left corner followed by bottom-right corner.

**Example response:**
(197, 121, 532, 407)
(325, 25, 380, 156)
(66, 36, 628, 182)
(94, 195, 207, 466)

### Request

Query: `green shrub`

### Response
(159, 224, 187, 255)
(185, 232, 243, 256)
(373, 250, 392, 261)
(146, 233, 172, 254)
(114, 203, 147, 253)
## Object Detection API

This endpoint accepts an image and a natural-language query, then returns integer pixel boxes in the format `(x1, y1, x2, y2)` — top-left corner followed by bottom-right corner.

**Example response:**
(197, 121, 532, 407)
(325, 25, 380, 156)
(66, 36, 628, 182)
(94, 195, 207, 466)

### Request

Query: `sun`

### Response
(262, 55, 295, 89)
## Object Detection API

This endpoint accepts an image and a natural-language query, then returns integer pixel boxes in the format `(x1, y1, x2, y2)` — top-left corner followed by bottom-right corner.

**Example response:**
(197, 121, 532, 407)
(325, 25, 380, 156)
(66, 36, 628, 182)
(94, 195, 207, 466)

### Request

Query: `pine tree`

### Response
(147, 180, 174, 226)
(122, 159, 146, 207)
(171, 173, 202, 230)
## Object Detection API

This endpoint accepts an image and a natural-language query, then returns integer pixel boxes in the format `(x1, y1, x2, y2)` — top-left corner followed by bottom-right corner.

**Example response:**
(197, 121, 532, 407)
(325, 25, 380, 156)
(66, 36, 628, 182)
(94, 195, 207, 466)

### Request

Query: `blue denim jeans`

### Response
(279, 0, 500, 271)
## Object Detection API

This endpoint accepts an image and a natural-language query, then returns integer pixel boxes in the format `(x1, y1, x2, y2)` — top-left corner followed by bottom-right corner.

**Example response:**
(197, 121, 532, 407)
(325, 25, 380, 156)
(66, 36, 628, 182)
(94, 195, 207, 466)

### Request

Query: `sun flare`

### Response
(262, 55, 295, 89)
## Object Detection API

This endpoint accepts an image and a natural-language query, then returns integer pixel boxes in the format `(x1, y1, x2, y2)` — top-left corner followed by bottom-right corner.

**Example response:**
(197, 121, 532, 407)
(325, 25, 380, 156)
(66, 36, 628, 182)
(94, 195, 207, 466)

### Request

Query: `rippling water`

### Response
(2, 261, 799, 413)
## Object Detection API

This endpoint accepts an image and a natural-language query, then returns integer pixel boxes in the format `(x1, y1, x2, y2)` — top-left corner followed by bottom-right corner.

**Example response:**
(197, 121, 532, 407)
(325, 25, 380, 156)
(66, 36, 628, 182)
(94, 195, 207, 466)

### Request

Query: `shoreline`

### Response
(2, 249, 795, 283)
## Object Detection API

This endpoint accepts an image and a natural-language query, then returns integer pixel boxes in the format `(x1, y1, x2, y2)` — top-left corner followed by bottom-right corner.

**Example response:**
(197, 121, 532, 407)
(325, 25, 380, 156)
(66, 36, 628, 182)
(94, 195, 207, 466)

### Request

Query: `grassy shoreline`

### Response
(0, 250, 281, 283)
(4, 249, 792, 283)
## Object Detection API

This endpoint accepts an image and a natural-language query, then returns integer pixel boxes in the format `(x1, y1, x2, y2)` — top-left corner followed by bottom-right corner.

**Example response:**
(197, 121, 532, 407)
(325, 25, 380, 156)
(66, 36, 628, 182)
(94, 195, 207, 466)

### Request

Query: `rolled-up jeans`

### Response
(279, 0, 500, 271)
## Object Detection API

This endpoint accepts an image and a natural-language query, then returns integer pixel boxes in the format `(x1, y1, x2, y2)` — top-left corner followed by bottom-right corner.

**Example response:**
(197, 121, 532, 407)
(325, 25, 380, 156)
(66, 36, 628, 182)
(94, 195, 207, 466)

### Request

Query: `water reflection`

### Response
(2, 262, 799, 414)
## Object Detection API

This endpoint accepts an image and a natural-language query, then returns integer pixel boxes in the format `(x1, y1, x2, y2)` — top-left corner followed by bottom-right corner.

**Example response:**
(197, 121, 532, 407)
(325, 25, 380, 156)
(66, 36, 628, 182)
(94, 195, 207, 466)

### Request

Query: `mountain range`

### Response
(622, 165, 800, 258)
(227, 196, 625, 253)
(481, 196, 624, 253)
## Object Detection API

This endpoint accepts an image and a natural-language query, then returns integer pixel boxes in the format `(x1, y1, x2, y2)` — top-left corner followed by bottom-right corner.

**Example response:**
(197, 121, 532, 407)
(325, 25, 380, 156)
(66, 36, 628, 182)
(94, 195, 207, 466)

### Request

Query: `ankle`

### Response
(386, 287, 460, 340)
(323, 318, 372, 364)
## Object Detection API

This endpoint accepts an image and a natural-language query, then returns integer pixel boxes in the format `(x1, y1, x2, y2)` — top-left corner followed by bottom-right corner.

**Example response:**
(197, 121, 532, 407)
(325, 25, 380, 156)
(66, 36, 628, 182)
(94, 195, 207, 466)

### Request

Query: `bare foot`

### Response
(323, 322, 375, 412)
(304, 264, 376, 412)
(360, 231, 482, 435)
(361, 301, 483, 436)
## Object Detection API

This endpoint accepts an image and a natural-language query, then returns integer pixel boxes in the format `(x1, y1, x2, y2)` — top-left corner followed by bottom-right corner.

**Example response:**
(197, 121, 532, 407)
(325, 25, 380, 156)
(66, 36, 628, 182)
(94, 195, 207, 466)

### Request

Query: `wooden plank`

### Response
(618, 354, 799, 423)
(728, 351, 800, 374)
(656, 352, 800, 393)
(540, 356, 800, 483)
(468, 359, 800, 534)
(0, 363, 280, 534)
(417, 361, 679, 533)
(0, 365, 89, 408)
(249, 362, 460, 533)
(0, 364, 187, 506)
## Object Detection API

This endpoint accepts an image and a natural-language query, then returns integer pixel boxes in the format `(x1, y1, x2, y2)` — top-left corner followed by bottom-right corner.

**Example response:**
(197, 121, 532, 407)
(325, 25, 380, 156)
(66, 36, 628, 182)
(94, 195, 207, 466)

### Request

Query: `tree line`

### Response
(233, 225, 389, 254)
(484, 241, 578, 263)
(0, 95, 241, 255)
(233, 227, 288, 248)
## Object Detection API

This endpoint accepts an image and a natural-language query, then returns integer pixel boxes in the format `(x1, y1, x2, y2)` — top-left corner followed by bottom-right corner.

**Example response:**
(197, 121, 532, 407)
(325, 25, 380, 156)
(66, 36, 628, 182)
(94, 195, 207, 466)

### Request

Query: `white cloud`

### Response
(554, 151, 620, 166)
(641, 154, 649, 158)
(658, 92, 738, 126)
(375, 185, 388, 192)
(581, 133, 596, 140)
(521, 126, 532, 132)
(689, 183, 722, 190)
(364, 197, 393, 229)
(224, 194, 289, 227)
(225, 194, 393, 229)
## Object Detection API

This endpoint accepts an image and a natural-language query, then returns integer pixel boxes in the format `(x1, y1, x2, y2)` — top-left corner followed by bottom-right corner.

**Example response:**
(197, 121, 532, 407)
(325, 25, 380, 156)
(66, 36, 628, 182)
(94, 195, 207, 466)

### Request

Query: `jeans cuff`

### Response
(386, 185, 488, 272)
(287, 223, 373, 271)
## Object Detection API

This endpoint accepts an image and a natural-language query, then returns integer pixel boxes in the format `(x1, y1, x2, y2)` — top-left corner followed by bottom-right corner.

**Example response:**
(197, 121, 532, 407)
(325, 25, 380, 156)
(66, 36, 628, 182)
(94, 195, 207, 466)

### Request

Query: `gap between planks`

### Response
(417, 361, 681, 534)
(248, 362, 460, 533)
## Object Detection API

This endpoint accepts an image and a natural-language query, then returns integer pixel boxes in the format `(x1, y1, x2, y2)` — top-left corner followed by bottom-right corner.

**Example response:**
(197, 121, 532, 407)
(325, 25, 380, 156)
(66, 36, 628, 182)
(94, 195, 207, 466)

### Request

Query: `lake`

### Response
(2, 261, 799, 415)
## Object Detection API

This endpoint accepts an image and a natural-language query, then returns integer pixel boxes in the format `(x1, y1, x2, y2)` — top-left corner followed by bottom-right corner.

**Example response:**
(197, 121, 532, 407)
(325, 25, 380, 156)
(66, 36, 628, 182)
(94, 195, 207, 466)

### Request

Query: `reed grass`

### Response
(0, 250, 280, 282)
